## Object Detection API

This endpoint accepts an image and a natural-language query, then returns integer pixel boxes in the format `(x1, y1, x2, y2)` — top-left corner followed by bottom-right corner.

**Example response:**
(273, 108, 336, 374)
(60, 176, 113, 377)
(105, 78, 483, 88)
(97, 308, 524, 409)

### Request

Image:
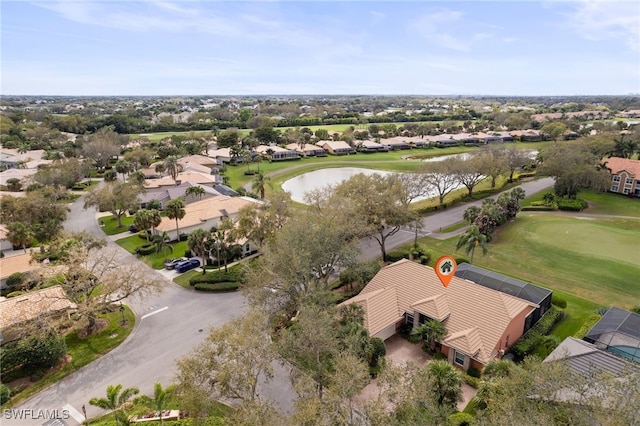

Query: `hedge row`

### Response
(194, 282, 239, 292)
(510, 306, 565, 360)
(136, 243, 156, 256)
(551, 295, 567, 309)
(189, 272, 240, 285)
(521, 205, 555, 211)
(573, 314, 603, 340)
(557, 198, 588, 211)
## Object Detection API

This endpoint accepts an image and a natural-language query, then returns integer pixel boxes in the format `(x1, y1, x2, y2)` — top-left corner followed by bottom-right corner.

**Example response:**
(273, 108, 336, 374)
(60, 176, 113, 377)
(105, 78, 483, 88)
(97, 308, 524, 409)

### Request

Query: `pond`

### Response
(281, 167, 449, 204)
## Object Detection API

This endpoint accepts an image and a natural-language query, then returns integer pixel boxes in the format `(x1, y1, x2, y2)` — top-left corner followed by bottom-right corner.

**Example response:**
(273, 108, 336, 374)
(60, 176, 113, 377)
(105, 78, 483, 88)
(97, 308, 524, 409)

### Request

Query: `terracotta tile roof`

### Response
(344, 287, 403, 336)
(411, 294, 450, 321)
(0, 285, 73, 330)
(0, 253, 40, 278)
(156, 196, 261, 232)
(445, 327, 483, 357)
(318, 141, 352, 150)
(145, 171, 217, 188)
(605, 157, 640, 178)
(341, 259, 536, 364)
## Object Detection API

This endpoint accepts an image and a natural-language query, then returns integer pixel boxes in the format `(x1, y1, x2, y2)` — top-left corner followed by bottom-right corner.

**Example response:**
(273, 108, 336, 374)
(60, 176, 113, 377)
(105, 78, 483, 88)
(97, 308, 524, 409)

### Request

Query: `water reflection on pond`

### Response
(282, 167, 389, 203)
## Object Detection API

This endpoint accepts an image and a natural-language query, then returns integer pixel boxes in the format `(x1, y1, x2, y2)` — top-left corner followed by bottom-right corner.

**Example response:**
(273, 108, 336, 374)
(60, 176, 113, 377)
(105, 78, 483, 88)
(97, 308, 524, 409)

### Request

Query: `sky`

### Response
(1, 0, 639, 96)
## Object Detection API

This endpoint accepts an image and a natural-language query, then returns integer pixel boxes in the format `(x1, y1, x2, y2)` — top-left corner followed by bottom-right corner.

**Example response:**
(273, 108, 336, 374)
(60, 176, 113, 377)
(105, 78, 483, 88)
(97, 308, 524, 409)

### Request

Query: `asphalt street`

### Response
(358, 177, 555, 261)
(10, 176, 553, 426)
(10, 195, 295, 426)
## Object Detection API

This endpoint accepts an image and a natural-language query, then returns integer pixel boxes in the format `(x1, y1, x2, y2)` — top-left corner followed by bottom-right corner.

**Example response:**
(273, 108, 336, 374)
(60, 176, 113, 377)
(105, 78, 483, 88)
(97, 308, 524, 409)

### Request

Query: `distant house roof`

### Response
(145, 171, 218, 188)
(340, 259, 536, 364)
(177, 155, 218, 168)
(455, 263, 552, 306)
(605, 157, 640, 178)
(0, 285, 73, 331)
(319, 141, 353, 151)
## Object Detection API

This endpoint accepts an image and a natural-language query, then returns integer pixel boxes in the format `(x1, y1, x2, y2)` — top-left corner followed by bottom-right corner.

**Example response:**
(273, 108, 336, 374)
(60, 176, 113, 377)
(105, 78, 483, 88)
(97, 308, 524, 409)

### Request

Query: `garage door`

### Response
(374, 324, 396, 341)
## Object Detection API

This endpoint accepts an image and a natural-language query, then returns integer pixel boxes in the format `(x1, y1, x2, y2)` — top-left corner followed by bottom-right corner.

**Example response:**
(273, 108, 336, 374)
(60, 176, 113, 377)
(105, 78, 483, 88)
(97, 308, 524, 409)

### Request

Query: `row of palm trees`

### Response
(88, 382, 173, 425)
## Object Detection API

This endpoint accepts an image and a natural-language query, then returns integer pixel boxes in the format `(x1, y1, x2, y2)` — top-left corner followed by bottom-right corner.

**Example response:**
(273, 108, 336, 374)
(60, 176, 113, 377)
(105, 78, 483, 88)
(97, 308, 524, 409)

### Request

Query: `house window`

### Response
(406, 313, 414, 328)
(613, 176, 621, 182)
(623, 188, 629, 194)
(505, 335, 510, 347)
(611, 185, 619, 192)
(625, 178, 633, 185)
(454, 350, 465, 366)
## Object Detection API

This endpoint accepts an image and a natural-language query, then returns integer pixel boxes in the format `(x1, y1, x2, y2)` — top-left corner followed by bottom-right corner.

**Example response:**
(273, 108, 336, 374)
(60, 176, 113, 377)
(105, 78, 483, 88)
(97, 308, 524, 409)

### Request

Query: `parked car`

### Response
(164, 257, 188, 270)
(175, 258, 201, 273)
(129, 224, 138, 233)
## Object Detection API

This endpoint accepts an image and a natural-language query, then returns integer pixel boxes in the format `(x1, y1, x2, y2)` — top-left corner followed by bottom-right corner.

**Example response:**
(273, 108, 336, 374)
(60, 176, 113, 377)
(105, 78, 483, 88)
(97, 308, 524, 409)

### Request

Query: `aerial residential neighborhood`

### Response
(1, 1, 639, 425)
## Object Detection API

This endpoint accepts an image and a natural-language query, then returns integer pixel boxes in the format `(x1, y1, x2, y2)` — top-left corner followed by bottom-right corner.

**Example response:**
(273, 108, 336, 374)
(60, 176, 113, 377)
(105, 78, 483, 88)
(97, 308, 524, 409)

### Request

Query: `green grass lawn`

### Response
(115, 235, 190, 269)
(579, 190, 640, 217)
(417, 214, 640, 310)
(5, 307, 135, 407)
(100, 214, 135, 235)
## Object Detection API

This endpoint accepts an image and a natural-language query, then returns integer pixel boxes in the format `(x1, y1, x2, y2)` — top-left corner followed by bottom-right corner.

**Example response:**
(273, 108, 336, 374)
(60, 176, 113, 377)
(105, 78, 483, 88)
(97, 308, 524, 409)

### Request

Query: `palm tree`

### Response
(165, 198, 185, 240)
(163, 156, 183, 182)
(89, 384, 140, 426)
(427, 360, 463, 408)
(229, 146, 242, 164)
(134, 209, 154, 241)
(185, 185, 205, 201)
(134, 382, 175, 425)
(410, 320, 447, 352)
(187, 229, 210, 275)
(251, 173, 270, 199)
(149, 209, 162, 237)
(115, 160, 132, 181)
(153, 232, 173, 261)
(6, 221, 33, 252)
(242, 150, 253, 173)
(455, 225, 488, 264)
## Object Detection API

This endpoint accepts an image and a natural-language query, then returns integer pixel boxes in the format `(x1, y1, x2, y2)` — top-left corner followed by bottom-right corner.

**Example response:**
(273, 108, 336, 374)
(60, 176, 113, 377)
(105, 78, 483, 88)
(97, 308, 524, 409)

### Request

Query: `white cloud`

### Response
(565, 0, 640, 51)
(409, 9, 470, 52)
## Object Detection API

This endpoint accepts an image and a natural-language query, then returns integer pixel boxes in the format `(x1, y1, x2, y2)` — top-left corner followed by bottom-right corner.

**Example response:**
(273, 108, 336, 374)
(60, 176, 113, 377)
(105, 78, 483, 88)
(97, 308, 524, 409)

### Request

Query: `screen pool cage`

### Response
(584, 307, 640, 363)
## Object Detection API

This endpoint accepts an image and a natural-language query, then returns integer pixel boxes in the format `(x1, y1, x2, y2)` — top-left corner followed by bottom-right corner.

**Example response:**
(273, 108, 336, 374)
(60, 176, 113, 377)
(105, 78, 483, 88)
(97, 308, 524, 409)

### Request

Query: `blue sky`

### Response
(2, 1, 639, 96)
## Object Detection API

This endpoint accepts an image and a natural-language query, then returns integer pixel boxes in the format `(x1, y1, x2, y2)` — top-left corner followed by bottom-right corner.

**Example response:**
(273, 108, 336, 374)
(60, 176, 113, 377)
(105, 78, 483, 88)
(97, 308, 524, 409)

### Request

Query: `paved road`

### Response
(11, 196, 295, 426)
(358, 177, 555, 261)
(11, 177, 553, 425)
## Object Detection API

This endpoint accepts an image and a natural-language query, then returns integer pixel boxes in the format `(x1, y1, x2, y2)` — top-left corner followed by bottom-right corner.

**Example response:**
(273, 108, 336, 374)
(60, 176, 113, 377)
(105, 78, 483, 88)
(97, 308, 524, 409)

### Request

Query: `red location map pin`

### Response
(435, 255, 457, 288)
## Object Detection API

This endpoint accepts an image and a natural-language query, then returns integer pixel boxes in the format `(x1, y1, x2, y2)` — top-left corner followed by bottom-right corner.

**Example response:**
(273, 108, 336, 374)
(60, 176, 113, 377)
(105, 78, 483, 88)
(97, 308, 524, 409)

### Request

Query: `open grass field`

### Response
(418, 214, 640, 310)
(580, 190, 640, 216)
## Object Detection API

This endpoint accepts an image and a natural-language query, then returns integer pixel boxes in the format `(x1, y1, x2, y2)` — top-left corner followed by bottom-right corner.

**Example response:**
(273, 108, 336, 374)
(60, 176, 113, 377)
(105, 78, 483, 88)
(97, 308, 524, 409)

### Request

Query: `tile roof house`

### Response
(254, 145, 300, 161)
(138, 182, 221, 209)
(318, 140, 356, 155)
(145, 171, 219, 188)
(605, 157, 640, 197)
(155, 195, 262, 241)
(285, 143, 327, 157)
(0, 285, 73, 343)
(340, 259, 537, 371)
